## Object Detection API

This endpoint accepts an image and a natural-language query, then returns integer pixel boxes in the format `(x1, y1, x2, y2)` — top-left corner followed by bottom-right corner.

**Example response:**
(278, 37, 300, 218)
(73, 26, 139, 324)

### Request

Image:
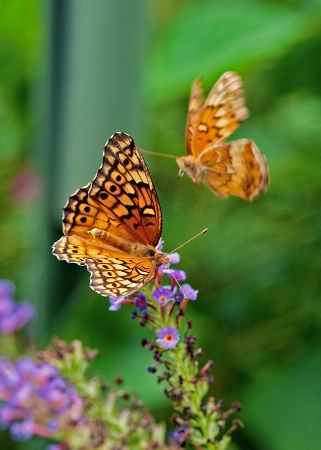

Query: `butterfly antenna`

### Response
(169, 228, 208, 254)
(141, 148, 177, 159)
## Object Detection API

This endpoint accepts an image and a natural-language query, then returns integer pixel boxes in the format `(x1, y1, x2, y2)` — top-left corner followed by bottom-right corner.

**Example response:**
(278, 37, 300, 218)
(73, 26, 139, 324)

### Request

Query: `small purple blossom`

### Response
(108, 296, 126, 311)
(10, 419, 35, 440)
(174, 292, 185, 304)
(167, 253, 180, 265)
(171, 425, 190, 445)
(153, 286, 176, 306)
(164, 269, 187, 282)
(179, 284, 198, 301)
(0, 357, 83, 441)
(46, 445, 65, 450)
(156, 327, 180, 349)
(0, 279, 36, 334)
(135, 293, 147, 311)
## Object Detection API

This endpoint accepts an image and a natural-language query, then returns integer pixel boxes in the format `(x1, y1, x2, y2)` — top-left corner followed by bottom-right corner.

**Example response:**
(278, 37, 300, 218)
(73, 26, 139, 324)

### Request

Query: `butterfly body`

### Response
(88, 228, 167, 266)
(53, 132, 167, 298)
(177, 72, 269, 200)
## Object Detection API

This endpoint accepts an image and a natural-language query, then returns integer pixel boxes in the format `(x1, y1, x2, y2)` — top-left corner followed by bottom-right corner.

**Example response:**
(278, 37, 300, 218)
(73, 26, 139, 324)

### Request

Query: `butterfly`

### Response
(52, 132, 169, 298)
(176, 72, 269, 201)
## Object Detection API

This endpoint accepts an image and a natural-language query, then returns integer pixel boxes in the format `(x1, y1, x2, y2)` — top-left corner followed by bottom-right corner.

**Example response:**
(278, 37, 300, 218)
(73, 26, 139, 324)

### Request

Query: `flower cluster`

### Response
(108, 244, 198, 350)
(0, 253, 242, 449)
(0, 356, 83, 441)
(35, 339, 171, 449)
(0, 279, 35, 334)
(106, 243, 241, 447)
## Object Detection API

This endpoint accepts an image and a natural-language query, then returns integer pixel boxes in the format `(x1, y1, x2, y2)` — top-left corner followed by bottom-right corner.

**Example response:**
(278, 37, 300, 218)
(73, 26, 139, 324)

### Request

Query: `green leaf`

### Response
(146, 0, 308, 102)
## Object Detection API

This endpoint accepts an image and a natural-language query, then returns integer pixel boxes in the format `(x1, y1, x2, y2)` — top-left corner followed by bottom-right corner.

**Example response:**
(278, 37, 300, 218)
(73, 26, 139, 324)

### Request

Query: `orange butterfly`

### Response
(52, 132, 169, 298)
(176, 72, 269, 200)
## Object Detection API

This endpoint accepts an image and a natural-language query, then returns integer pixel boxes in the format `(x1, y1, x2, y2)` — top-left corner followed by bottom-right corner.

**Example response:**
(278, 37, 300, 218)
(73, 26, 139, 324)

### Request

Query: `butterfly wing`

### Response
(55, 133, 162, 247)
(60, 184, 130, 240)
(199, 139, 269, 200)
(185, 78, 205, 156)
(53, 235, 156, 297)
(90, 132, 162, 247)
(52, 132, 163, 297)
(178, 72, 269, 200)
(191, 72, 249, 157)
(86, 256, 156, 297)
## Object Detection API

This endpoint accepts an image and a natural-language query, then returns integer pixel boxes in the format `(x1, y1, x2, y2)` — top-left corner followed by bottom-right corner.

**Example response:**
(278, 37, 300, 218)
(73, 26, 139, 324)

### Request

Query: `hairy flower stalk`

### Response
(36, 339, 170, 449)
(108, 243, 242, 448)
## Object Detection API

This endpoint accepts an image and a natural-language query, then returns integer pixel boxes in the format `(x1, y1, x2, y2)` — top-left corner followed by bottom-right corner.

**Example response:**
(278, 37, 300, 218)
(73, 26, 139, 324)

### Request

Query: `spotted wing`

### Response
(52, 234, 128, 266)
(185, 78, 205, 156)
(191, 72, 249, 157)
(52, 132, 162, 296)
(52, 235, 156, 297)
(86, 256, 156, 297)
(200, 139, 269, 200)
(53, 132, 162, 259)
(52, 178, 137, 265)
(89, 132, 162, 247)
(60, 183, 133, 241)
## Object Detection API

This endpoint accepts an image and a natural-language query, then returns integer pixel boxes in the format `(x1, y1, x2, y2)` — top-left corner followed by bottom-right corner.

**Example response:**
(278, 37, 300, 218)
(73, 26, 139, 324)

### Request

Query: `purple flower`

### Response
(167, 253, 180, 265)
(0, 357, 83, 441)
(153, 286, 176, 306)
(0, 358, 21, 394)
(164, 269, 186, 282)
(156, 327, 180, 349)
(10, 419, 34, 440)
(0, 279, 36, 334)
(46, 445, 65, 450)
(135, 293, 147, 311)
(179, 284, 198, 301)
(171, 425, 190, 445)
(174, 292, 185, 304)
(108, 296, 125, 311)
(0, 280, 15, 300)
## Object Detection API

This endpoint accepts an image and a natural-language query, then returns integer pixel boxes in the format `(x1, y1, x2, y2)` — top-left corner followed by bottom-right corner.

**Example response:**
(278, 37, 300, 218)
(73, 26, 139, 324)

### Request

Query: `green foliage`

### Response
(242, 350, 321, 450)
(146, 0, 314, 102)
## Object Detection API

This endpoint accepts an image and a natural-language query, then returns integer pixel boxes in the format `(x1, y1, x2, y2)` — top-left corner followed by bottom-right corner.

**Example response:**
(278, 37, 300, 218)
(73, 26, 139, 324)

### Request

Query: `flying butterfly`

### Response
(52, 132, 169, 298)
(176, 72, 269, 200)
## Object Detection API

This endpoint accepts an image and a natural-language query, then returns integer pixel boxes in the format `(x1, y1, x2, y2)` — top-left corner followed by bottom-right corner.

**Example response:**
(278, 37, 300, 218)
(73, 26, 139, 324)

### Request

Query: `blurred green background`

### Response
(1, 0, 321, 449)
